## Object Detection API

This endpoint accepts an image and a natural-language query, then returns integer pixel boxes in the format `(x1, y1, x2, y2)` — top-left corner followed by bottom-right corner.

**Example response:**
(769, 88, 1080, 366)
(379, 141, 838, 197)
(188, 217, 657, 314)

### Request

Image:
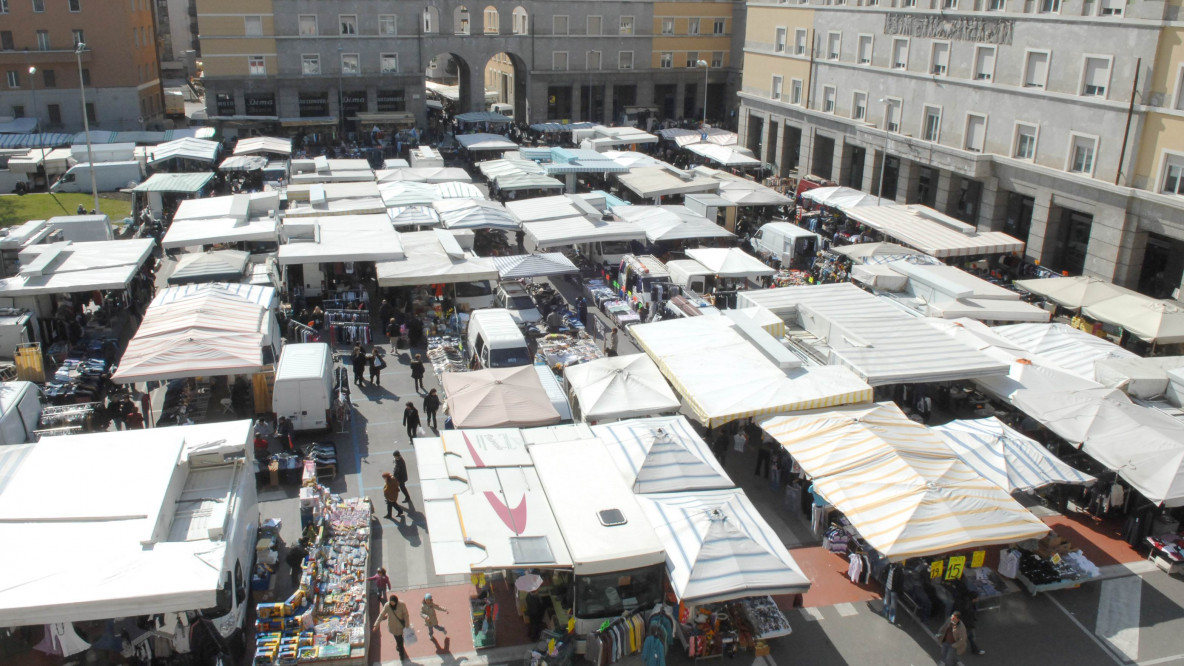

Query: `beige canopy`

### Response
(441, 366, 561, 428)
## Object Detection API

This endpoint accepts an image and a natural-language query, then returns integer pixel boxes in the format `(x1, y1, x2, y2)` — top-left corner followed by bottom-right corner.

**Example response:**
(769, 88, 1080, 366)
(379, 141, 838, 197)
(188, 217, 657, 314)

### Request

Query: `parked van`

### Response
(465, 309, 531, 369)
(490, 103, 514, 117)
(51, 161, 144, 193)
(750, 222, 821, 267)
(272, 342, 333, 431)
(494, 281, 542, 326)
(454, 280, 495, 311)
(618, 254, 671, 303)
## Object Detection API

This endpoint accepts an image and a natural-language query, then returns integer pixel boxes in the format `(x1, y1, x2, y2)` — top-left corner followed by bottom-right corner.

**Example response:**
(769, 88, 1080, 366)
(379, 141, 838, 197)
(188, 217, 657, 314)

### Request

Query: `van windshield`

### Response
(507, 295, 535, 310)
(456, 281, 492, 297)
(488, 347, 530, 367)
(599, 241, 631, 254)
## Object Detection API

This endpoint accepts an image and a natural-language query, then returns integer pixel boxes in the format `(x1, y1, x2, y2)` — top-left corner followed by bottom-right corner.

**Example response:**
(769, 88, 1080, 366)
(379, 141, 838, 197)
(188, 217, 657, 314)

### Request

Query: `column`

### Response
(861, 147, 879, 194)
(675, 80, 686, 120)
(1083, 207, 1142, 286)
(571, 84, 582, 122)
(603, 84, 615, 124)
(1023, 189, 1054, 264)
(830, 137, 844, 184)
(465, 67, 486, 113)
(932, 169, 954, 214)
(976, 177, 1004, 232)
(895, 158, 917, 204)
(367, 86, 379, 113)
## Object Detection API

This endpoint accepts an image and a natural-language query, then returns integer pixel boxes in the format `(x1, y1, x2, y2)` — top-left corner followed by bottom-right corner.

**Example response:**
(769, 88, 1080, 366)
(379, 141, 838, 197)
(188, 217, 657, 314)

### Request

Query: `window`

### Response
(1024, 50, 1049, 88)
(823, 85, 836, 112)
(923, 106, 942, 141)
(513, 7, 527, 34)
(302, 54, 320, 76)
(85, 102, 95, 123)
(553, 51, 568, 70)
(791, 79, 803, 105)
(1013, 122, 1037, 159)
(1039, 0, 1060, 12)
(68, 0, 80, 10)
(988, 0, 1005, 9)
(1081, 56, 1111, 97)
(379, 15, 398, 36)
(1099, 0, 1122, 14)
(711, 51, 723, 67)
(484, 7, 499, 34)
(0, 32, 11, 50)
(340, 15, 357, 35)
(619, 51, 633, 69)
(587, 50, 601, 70)
(36, 30, 48, 51)
(1068, 134, 1097, 174)
(248, 55, 266, 76)
(72, 30, 85, 47)
(588, 16, 602, 35)
(892, 38, 909, 69)
(965, 113, 987, 152)
(381, 54, 398, 73)
(886, 98, 902, 132)
(47, 103, 60, 125)
(620, 16, 634, 35)
(42, 69, 54, 87)
(853, 91, 867, 119)
(341, 53, 359, 75)
(714, 18, 726, 34)
(974, 45, 996, 81)
(776, 28, 787, 53)
(795, 29, 807, 55)
(857, 35, 872, 64)
(942, 0, 957, 7)
(5, 71, 18, 88)
(11, 105, 22, 118)
(298, 15, 317, 36)
(31, 0, 43, 12)
(902, 0, 916, 6)
(772, 75, 783, 101)
(554, 16, 569, 35)
(1162, 154, 1184, 195)
(244, 16, 263, 36)
(661, 17, 674, 34)
(660, 52, 672, 68)
(686, 51, 698, 68)
(688, 18, 700, 35)
(827, 32, 841, 60)
(931, 42, 950, 75)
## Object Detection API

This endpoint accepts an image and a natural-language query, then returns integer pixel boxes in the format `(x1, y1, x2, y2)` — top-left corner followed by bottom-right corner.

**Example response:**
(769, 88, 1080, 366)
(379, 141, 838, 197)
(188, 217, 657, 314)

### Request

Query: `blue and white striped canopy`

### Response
(933, 417, 1095, 493)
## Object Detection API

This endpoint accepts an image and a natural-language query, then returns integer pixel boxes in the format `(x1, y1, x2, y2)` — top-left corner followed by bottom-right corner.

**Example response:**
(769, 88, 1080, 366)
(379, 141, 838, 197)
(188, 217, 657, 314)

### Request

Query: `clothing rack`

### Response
(288, 320, 322, 343)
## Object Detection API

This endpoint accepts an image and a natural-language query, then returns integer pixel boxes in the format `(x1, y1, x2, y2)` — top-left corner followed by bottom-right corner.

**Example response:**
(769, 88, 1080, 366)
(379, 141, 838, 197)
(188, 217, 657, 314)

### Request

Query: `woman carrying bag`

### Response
(374, 594, 412, 658)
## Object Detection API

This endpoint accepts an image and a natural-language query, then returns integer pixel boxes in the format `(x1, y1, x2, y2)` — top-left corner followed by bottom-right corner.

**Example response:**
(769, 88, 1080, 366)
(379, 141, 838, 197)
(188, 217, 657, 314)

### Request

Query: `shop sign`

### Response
(945, 555, 965, 580)
(342, 91, 368, 116)
(244, 93, 276, 117)
(929, 560, 944, 579)
(970, 550, 985, 568)
(377, 90, 406, 112)
(299, 93, 329, 118)
(215, 93, 236, 116)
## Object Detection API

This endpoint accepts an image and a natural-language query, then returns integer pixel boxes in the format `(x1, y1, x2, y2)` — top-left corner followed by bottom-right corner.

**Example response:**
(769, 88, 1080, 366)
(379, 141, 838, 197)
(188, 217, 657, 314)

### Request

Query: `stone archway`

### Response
(482, 51, 530, 123)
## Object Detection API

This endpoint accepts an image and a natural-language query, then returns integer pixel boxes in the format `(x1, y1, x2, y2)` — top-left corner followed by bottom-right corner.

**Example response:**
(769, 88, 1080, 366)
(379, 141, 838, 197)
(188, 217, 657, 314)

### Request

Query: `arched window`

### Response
(484, 6, 500, 34)
(512, 6, 528, 35)
(423, 7, 439, 33)
(455, 6, 471, 35)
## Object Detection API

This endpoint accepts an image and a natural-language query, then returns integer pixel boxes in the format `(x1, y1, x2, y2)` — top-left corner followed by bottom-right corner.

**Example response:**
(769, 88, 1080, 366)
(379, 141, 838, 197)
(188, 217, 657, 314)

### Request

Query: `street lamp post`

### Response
(697, 59, 709, 128)
(27, 65, 47, 185)
(75, 43, 100, 214)
(337, 45, 345, 139)
(877, 98, 890, 205)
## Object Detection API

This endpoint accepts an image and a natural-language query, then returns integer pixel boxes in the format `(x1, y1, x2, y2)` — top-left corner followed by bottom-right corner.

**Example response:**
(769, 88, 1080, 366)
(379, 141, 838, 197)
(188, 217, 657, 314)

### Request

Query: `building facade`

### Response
(739, 0, 1184, 296)
(0, 0, 162, 132)
(196, 0, 746, 135)
(155, 0, 201, 74)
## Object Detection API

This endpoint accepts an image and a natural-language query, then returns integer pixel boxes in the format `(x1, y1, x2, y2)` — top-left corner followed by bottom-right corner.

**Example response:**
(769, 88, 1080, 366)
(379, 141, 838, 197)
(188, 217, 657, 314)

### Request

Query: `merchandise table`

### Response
(601, 300, 641, 327)
(1012, 548, 1099, 596)
(1146, 534, 1184, 574)
(535, 333, 603, 369)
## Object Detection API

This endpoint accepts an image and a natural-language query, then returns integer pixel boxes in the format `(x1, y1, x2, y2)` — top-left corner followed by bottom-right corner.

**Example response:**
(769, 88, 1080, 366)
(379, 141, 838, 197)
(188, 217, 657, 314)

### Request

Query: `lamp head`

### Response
(697, 60, 709, 68)
(75, 42, 87, 53)
(28, 66, 36, 75)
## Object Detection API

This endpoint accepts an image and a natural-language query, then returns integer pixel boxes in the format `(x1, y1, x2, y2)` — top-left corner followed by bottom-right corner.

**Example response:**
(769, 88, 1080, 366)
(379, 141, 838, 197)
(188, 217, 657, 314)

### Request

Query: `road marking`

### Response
(800, 607, 824, 622)
(834, 602, 858, 617)
(1047, 594, 1129, 665)
(1137, 655, 1184, 665)
(1096, 576, 1143, 663)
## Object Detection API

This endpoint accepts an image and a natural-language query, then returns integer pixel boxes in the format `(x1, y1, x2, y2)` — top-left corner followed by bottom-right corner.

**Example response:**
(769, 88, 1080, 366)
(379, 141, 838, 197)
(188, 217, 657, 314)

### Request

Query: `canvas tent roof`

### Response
(933, 417, 1095, 493)
(1013, 275, 1139, 311)
(0, 420, 253, 625)
(843, 204, 1024, 258)
(0, 239, 154, 297)
(506, 194, 600, 223)
(762, 403, 1049, 560)
(379, 181, 485, 207)
(492, 253, 578, 279)
(172, 192, 278, 222)
(523, 217, 647, 248)
(233, 136, 292, 156)
(386, 205, 442, 228)
(147, 138, 219, 165)
(442, 366, 562, 429)
(617, 167, 720, 199)
(802, 186, 891, 209)
(131, 172, 215, 193)
(685, 143, 761, 167)
(685, 248, 774, 279)
(456, 111, 513, 124)
(636, 488, 811, 603)
(1082, 294, 1184, 344)
(278, 214, 404, 264)
(990, 322, 1138, 380)
(163, 216, 277, 249)
(456, 133, 518, 152)
(376, 230, 498, 287)
(591, 414, 730, 492)
(544, 148, 631, 175)
(167, 250, 251, 285)
(630, 314, 873, 427)
(218, 155, 269, 172)
(375, 167, 472, 183)
(433, 199, 519, 230)
(831, 241, 926, 264)
(657, 127, 738, 147)
(613, 205, 735, 243)
(565, 354, 682, 423)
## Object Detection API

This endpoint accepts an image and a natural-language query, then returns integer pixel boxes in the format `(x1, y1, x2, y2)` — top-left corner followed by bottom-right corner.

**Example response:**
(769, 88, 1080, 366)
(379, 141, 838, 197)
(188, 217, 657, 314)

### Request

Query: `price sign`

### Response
(945, 555, 965, 580)
(929, 560, 944, 579)
(971, 550, 986, 568)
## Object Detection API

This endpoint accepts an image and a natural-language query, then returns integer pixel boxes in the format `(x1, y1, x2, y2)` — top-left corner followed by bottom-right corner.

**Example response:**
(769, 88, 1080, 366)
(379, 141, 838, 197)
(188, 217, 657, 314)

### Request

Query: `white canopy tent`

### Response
(1013, 275, 1139, 311)
(277, 214, 405, 265)
(685, 143, 761, 168)
(379, 181, 485, 207)
(762, 403, 1050, 560)
(163, 216, 278, 249)
(802, 186, 890, 209)
(990, 322, 1139, 380)
(387, 205, 442, 228)
(0, 238, 155, 298)
(657, 127, 738, 147)
(146, 138, 219, 166)
(456, 133, 518, 152)
(166, 250, 251, 285)
(635, 489, 811, 603)
(433, 199, 519, 230)
(441, 366, 562, 429)
(375, 167, 472, 183)
(506, 194, 600, 224)
(218, 155, 269, 172)
(564, 354, 682, 423)
(933, 417, 1095, 493)
(491, 253, 579, 279)
(494, 172, 565, 192)
(591, 415, 731, 492)
(233, 136, 292, 157)
(831, 241, 927, 264)
(523, 216, 647, 248)
(1082, 294, 1184, 344)
(0, 421, 255, 626)
(843, 204, 1024, 258)
(612, 205, 735, 243)
(692, 167, 794, 207)
(376, 229, 499, 287)
(617, 167, 720, 200)
(478, 158, 546, 179)
(685, 248, 775, 279)
(575, 126, 660, 150)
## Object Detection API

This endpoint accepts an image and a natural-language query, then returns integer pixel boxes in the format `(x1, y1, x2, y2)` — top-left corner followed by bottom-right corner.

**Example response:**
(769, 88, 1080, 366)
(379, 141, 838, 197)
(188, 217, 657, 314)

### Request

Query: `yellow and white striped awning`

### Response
(762, 403, 1049, 561)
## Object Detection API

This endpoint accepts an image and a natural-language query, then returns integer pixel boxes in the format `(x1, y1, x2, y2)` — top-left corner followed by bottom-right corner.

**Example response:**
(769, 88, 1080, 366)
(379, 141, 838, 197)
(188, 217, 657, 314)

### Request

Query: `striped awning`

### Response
(844, 204, 1024, 258)
(933, 417, 1095, 493)
(530, 122, 596, 133)
(762, 403, 1050, 561)
(491, 252, 578, 279)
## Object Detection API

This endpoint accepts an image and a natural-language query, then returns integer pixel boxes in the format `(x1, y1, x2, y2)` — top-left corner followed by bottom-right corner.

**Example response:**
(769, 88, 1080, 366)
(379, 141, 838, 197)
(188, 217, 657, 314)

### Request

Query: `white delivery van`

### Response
(454, 280, 495, 311)
(45, 214, 114, 242)
(0, 381, 41, 445)
(51, 161, 144, 193)
(272, 342, 333, 431)
(618, 254, 671, 303)
(466, 309, 532, 369)
(665, 259, 713, 294)
(750, 222, 820, 267)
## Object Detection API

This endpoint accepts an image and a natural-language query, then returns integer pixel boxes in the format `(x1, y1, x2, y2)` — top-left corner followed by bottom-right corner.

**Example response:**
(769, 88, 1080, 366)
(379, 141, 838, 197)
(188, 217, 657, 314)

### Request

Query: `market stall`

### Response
(440, 365, 563, 429)
(166, 250, 252, 285)
(841, 204, 1024, 259)
(591, 415, 731, 493)
(1000, 532, 1101, 596)
(563, 354, 680, 423)
(612, 205, 735, 244)
(932, 417, 1096, 493)
(1081, 294, 1184, 345)
(379, 181, 485, 207)
(434, 199, 520, 230)
(375, 167, 472, 184)
(615, 167, 720, 203)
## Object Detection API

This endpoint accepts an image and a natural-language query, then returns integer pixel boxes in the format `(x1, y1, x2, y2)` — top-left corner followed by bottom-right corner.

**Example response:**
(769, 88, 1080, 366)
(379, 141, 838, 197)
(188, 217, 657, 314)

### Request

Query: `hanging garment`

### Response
(1110, 484, 1125, 510)
(49, 623, 91, 657)
(848, 552, 864, 583)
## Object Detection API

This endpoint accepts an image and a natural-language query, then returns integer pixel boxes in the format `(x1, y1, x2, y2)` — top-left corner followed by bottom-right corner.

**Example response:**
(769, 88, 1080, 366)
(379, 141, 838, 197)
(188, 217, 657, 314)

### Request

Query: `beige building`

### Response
(740, 0, 1184, 297)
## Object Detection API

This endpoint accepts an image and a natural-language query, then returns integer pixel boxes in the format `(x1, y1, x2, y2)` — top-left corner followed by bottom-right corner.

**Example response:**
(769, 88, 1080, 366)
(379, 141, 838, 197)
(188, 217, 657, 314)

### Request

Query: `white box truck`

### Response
(273, 342, 333, 431)
(51, 161, 144, 193)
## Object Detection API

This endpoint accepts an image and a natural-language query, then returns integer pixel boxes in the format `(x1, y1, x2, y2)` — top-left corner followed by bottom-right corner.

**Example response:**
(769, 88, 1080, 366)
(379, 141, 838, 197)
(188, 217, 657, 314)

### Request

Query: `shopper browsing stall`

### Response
(375, 595, 411, 659)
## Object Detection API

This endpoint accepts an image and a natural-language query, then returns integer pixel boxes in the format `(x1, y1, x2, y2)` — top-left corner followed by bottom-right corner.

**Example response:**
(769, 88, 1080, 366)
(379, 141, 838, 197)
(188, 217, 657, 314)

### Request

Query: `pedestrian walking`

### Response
(402, 402, 421, 443)
(367, 567, 392, 603)
(420, 593, 449, 638)
(382, 472, 404, 518)
(935, 611, 968, 666)
(754, 439, 774, 479)
(393, 451, 412, 505)
(605, 327, 619, 357)
(369, 349, 386, 385)
(352, 344, 367, 387)
(960, 593, 985, 655)
(285, 538, 309, 588)
(275, 415, 295, 451)
(879, 562, 901, 624)
(374, 594, 411, 659)
(410, 354, 426, 393)
(387, 317, 402, 350)
(576, 297, 588, 327)
(423, 389, 440, 429)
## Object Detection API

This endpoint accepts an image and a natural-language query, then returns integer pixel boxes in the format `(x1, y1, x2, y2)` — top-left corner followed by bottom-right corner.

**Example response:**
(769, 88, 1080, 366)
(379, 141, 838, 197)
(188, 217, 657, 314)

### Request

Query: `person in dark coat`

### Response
(369, 349, 386, 385)
(423, 388, 441, 429)
(392, 451, 412, 505)
(402, 402, 421, 442)
(576, 297, 588, 328)
(286, 539, 309, 587)
(410, 353, 426, 393)
(351, 344, 367, 386)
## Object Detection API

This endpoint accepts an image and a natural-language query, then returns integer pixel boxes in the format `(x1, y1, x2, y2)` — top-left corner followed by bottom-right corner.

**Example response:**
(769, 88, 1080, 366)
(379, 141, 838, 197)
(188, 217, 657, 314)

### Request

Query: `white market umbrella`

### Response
(491, 253, 578, 279)
(441, 366, 561, 428)
(831, 242, 927, 264)
(1014, 275, 1138, 311)
(592, 414, 731, 493)
(433, 199, 519, 230)
(685, 247, 774, 279)
(564, 354, 682, 424)
(933, 417, 1095, 493)
(1083, 294, 1184, 344)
